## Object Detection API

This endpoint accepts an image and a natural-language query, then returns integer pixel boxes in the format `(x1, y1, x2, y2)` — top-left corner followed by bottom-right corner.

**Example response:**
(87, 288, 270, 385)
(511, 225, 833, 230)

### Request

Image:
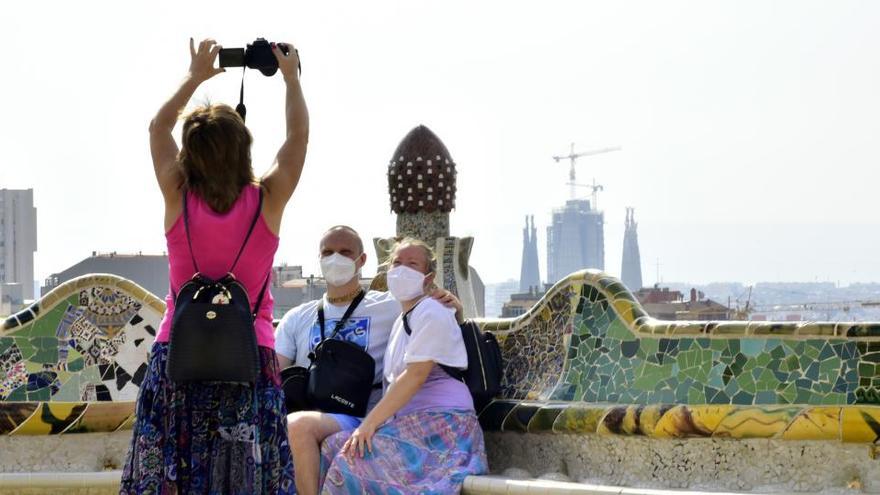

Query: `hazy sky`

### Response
(2, 1, 879, 286)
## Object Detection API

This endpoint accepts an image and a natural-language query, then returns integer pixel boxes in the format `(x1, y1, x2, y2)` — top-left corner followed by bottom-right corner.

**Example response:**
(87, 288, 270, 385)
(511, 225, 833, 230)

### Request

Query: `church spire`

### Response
(621, 207, 643, 291)
(520, 215, 541, 292)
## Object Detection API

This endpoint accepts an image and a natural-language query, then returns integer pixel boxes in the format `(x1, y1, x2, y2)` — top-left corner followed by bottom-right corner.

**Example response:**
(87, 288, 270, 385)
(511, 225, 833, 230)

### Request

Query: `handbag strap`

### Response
(182, 185, 265, 276)
(402, 298, 464, 382)
(400, 296, 428, 336)
(317, 289, 367, 342)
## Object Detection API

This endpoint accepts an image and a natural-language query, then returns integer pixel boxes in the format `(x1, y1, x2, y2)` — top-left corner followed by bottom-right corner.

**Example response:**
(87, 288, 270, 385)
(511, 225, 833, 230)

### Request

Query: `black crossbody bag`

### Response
(281, 290, 380, 415)
(167, 189, 269, 384)
(306, 290, 378, 417)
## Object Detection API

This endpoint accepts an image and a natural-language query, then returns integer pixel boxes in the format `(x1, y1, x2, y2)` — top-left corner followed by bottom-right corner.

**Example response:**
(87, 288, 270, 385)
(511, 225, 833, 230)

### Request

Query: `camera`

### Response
(219, 38, 290, 77)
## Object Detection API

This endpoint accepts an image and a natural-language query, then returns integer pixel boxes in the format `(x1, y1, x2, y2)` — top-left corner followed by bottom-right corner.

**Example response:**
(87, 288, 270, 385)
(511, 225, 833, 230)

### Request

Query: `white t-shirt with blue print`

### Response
(274, 290, 401, 390)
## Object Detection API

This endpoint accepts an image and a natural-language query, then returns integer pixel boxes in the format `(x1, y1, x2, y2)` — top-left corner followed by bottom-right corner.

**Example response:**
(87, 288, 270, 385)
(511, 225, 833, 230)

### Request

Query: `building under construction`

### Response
(546, 199, 604, 284)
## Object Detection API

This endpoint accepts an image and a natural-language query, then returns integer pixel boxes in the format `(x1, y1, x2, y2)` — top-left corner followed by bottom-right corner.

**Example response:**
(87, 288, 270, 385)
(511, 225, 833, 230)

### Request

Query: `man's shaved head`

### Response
(320, 225, 364, 256)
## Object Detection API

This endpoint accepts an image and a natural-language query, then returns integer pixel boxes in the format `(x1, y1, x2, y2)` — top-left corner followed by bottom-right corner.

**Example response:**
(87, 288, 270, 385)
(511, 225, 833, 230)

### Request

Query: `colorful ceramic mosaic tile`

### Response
(3, 270, 880, 443)
(476, 270, 880, 443)
(0, 274, 164, 435)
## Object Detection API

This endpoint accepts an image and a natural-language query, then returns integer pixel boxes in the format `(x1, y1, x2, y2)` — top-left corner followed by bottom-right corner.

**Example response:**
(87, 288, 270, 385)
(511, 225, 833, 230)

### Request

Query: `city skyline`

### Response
(3, 1, 880, 286)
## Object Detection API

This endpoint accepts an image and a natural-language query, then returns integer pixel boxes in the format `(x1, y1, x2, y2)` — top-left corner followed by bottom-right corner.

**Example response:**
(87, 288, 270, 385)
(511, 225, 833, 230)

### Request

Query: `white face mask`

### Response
(320, 253, 358, 287)
(386, 265, 428, 301)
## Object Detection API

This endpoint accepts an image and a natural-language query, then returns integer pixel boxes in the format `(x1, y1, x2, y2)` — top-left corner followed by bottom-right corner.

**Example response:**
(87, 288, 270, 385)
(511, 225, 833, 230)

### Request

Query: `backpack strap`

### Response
(402, 300, 464, 382)
(182, 185, 264, 276)
(182, 190, 200, 274)
(228, 186, 265, 275)
(251, 270, 271, 319)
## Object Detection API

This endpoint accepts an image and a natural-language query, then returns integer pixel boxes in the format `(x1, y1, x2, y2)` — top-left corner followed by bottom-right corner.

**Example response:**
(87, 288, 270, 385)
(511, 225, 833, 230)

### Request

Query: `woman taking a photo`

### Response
(121, 38, 307, 494)
(318, 238, 487, 494)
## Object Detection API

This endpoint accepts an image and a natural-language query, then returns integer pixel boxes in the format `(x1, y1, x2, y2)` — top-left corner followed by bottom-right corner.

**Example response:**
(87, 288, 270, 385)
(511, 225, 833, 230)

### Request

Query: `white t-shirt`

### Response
(274, 290, 401, 387)
(384, 297, 468, 384)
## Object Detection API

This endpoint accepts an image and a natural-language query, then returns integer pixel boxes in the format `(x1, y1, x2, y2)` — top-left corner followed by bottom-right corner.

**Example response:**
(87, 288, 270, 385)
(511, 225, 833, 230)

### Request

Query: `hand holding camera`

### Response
(272, 42, 301, 82)
(188, 38, 226, 83)
(185, 37, 302, 121)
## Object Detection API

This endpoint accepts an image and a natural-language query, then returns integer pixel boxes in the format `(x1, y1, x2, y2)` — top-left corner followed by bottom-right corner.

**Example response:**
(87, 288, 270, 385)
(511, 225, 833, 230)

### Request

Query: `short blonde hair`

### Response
(390, 237, 437, 274)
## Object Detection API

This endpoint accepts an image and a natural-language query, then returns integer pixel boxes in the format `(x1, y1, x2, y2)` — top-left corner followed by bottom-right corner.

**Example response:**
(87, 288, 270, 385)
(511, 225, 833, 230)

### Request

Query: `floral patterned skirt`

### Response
(120, 343, 296, 495)
(319, 409, 487, 494)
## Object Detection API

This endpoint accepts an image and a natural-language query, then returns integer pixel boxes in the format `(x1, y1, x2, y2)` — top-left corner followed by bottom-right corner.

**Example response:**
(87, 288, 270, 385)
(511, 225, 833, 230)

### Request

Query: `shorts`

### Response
(329, 412, 362, 431)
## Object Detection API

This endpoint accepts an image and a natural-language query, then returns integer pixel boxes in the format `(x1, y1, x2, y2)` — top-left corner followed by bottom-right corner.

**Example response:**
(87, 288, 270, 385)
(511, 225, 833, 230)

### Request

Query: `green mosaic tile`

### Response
(709, 340, 726, 352)
(497, 274, 880, 409)
(0, 338, 13, 355)
(737, 374, 757, 394)
(606, 320, 632, 340)
(688, 386, 705, 403)
(13, 339, 36, 361)
(6, 385, 27, 401)
(10, 304, 65, 338)
(51, 375, 81, 401)
(820, 357, 842, 376)
(28, 387, 50, 401)
(29, 338, 58, 364)
(740, 340, 764, 357)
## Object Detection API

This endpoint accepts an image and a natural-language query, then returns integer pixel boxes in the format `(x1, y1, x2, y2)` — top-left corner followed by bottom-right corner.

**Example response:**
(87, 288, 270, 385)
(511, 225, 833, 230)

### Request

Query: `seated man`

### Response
(274, 225, 461, 495)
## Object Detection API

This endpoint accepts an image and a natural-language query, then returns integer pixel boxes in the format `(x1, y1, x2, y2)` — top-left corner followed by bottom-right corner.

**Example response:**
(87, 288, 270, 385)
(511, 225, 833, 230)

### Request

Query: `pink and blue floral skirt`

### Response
(120, 343, 296, 494)
(319, 409, 487, 494)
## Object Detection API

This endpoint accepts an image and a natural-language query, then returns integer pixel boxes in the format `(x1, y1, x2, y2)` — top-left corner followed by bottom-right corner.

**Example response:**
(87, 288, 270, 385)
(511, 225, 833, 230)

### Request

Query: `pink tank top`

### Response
(155, 184, 279, 348)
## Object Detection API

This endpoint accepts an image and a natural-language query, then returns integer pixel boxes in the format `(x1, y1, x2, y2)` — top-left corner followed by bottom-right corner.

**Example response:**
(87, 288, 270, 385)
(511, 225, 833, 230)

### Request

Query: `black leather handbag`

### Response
(167, 189, 269, 384)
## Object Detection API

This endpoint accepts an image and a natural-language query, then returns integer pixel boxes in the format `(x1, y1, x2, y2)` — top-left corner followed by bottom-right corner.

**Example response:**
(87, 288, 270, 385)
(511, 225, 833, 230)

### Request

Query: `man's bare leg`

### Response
(287, 411, 344, 495)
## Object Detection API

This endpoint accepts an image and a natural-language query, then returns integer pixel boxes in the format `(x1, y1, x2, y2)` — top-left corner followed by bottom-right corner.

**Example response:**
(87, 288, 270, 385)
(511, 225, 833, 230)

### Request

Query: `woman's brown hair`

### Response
(177, 104, 256, 213)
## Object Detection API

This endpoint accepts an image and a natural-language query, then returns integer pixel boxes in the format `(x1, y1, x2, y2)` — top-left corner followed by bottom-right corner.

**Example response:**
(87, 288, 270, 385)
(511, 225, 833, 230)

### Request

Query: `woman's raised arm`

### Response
(261, 42, 309, 234)
(151, 38, 224, 227)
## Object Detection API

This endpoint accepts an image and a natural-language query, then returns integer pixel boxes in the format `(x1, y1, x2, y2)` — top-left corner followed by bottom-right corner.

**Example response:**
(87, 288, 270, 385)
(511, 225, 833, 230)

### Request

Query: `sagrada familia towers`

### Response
(621, 207, 643, 291)
(519, 206, 644, 294)
(519, 216, 541, 293)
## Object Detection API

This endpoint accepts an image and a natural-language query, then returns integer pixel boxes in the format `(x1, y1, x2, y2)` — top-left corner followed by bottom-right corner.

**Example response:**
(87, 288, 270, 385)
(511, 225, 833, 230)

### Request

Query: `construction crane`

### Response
(553, 143, 621, 201)
(570, 178, 606, 211)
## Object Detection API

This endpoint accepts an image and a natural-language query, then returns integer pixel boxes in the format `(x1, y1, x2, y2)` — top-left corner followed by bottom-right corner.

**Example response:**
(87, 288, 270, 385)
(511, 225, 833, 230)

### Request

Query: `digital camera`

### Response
(219, 38, 290, 76)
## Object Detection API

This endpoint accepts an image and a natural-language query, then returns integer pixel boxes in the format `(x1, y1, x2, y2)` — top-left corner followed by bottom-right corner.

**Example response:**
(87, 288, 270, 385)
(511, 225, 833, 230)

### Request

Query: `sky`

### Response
(2, 1, 879, 287)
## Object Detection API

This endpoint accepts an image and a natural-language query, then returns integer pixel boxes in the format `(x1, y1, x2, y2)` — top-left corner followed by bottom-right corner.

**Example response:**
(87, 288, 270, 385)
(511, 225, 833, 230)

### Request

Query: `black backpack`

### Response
(403, 307, 503, 413)
(167, 188, 269, 384)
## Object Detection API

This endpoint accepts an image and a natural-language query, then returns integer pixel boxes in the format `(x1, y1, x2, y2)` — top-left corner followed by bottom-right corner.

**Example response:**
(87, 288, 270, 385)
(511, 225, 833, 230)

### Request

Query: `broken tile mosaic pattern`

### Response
(0, 275, 164, 434)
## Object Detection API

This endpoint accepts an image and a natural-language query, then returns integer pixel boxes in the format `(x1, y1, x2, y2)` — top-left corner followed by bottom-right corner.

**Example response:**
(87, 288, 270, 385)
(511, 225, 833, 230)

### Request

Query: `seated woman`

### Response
(318, 238, 488, 494)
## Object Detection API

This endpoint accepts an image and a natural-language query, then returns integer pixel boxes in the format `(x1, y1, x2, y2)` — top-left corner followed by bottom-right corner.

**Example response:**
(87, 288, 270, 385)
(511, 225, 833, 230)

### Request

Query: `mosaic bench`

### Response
(2, 271, 879, 440)
(471, 269, 880, 492)
(2, 272, 880, 491)
(0, 275, 162, 435)
(474, 269, 880, 443)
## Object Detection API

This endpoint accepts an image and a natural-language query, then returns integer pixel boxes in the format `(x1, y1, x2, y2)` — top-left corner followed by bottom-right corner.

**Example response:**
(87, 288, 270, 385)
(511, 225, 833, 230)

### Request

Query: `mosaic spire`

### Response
(387, 125, 457, 241)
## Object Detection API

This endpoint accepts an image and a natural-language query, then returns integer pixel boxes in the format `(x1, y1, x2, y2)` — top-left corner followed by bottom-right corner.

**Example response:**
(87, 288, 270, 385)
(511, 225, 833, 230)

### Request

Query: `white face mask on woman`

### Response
(386, 265, 428, 301)
(320, 253, 358, 287)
